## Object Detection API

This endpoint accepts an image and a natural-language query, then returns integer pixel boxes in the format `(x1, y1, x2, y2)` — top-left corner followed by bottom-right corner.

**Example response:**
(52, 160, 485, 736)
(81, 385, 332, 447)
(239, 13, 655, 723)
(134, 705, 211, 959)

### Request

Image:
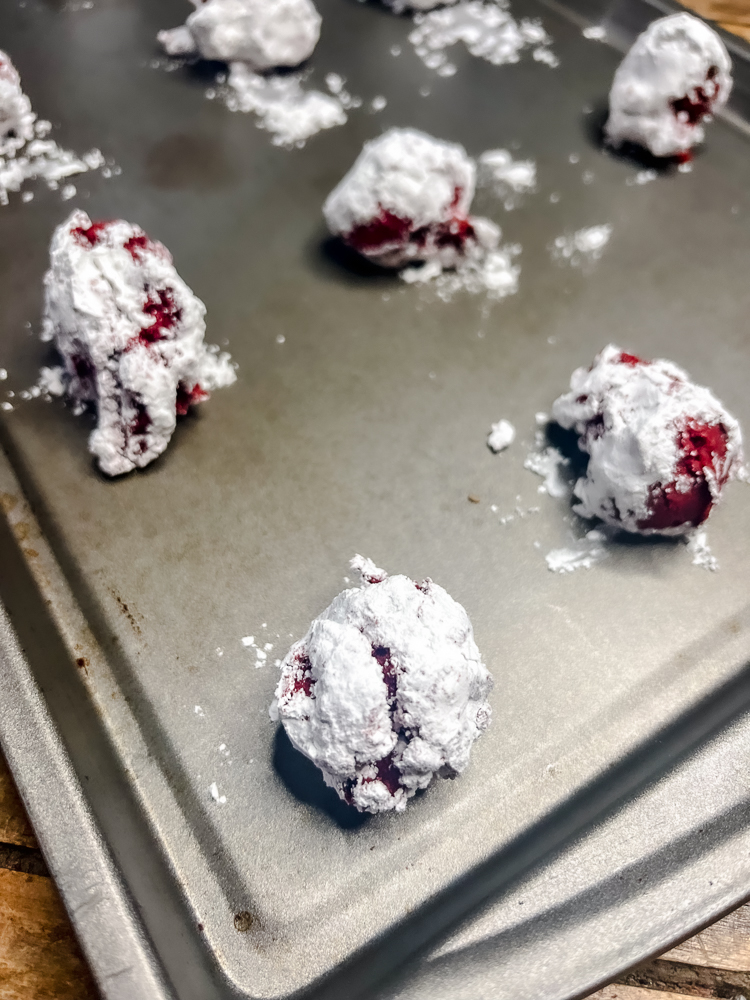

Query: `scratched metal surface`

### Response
(0, 0, 750, 997)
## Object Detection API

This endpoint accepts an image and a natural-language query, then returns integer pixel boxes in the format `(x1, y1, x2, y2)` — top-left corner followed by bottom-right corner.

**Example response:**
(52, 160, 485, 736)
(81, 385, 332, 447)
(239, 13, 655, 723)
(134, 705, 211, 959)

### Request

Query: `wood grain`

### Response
(662, 906, 750, 972)
(0, 868, 99, 1000)
(0, 754, 99, 1000)
(0, 754, 35, 850)
(590, 987, 696, 999)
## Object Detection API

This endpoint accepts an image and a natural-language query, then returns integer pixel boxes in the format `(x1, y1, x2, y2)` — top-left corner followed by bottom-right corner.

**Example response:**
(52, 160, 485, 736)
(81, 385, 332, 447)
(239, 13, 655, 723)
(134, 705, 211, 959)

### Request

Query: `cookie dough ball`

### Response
(158, 0, 321, 70)
(0, 50, 35, 156)
(552, 345, 742, 534)
(271, 555, 493, 814)
(323, 127, 499, 269)
(383, 0, 458, 12)
(605, 13, 732, 160)
(42, 210, 236, 477)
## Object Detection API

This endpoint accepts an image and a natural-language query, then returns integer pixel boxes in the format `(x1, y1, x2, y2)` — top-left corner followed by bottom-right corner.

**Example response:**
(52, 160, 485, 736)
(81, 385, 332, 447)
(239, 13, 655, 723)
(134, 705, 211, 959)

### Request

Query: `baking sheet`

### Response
(1, 0, 750, 997)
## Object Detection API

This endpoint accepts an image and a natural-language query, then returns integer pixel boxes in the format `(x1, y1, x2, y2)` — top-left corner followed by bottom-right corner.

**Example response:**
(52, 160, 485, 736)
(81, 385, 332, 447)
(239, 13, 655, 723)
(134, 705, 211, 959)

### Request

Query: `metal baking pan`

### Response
(1, 0, 750, 998)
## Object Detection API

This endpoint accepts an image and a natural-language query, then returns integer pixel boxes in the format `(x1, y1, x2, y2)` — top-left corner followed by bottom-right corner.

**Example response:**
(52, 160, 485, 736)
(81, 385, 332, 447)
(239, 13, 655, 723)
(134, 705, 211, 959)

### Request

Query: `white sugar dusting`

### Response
(209, 781, 227, 804)
(0, 51, 114, 205)
(524, 446, 571, 498)
(686, 530, 718, 571)
(220, 63, 356, 147)
(478, 149, 536, 209)
(582, 25, 606, 40)
(401, 242, 520, 302)
(546, 529, 609, 573)
(487, 418, 515, 452)
(627, 169, 658, 186)
(0, 127, 113, 207)
(408, 0, 557, 78)
(550, 224, 612, 267)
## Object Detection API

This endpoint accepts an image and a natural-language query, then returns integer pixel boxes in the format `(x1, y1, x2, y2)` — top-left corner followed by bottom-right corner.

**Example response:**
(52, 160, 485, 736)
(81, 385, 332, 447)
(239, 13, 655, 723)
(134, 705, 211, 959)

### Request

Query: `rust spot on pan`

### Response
(110, 590, 143, 636)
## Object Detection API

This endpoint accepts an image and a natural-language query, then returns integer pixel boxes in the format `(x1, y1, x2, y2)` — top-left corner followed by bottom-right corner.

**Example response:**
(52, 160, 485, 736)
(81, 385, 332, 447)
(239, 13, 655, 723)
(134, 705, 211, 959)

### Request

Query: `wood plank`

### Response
(589, 987, 696, 999)
(661, 903, 750, 971)
(0, 868, 99, 1000)
(0, 753, 36, 850)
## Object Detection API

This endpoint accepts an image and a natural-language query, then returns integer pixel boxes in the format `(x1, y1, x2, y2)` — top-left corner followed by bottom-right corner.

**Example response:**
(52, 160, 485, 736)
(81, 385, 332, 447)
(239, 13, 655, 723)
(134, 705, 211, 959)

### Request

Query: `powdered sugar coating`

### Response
(0, 51, 35, 156)
(605, 13, 732, 159)
(42, 210, 236, 477)
(324, 127, 499, 269)
(272, 555, 492, 814)
(552, 345, 742, 534)
(158, 0, 321, 70)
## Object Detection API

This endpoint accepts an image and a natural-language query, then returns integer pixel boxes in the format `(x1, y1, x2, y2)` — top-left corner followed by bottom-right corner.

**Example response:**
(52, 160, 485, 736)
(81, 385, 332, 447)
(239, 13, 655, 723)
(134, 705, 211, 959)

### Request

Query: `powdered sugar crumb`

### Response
(627, 169, 657, 186)
(402, 242, 520, 302)
(220, 63, 352, 147)
(686, 530, 718, 571)
(487, 418, 515, 452)
(582, 24, 606, 40)
(409, 0, 557, 77)
(550, 224, 612, 267)
(524, 446, 572, 498)
(478, 149, 536, 209)
(209, 781, 227, 804)
(0, 130, 114, 207)
(546, 529, 609, 573)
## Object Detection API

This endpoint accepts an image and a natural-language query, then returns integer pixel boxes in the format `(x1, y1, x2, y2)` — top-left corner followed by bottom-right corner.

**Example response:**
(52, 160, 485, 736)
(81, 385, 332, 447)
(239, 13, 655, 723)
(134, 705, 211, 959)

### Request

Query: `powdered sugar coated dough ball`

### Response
(271, 555, 493, 814)
(605, 13, 732, 159)
(552, 345, 742, 534)
(323, 127, 499, 269)
(383, 0, 458, 12)
(0, 50, 35, 156)
(159, 0, 322, 69)
(42, 210, 236, 477)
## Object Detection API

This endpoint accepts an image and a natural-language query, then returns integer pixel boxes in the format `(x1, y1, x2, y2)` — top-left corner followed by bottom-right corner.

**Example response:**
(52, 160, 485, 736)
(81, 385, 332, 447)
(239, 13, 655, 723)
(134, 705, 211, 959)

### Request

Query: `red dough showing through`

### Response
(175, 382, 208, 416)
(671, 65, 720, 127)
(638, 421, 730, 531)
(617, 351, 646, 367)
(345, 186, 476, 260)
(139, 287, 182, 344)
(71, 220, 114, 248)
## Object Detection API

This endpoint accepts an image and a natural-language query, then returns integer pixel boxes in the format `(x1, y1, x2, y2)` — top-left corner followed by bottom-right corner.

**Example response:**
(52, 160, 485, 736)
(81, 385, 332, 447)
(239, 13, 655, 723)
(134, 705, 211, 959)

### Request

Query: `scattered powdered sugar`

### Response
(524, 446, 572, 498)
(487, 418, 516, 452)
(209, 781, 227, 805)
(546, 529, 609, 573)
(582, 24, 606, 40)
(194, 705, 206, 718)
(0, 123, 114, 207)
(550, 224, 612, 267)
(401, 242, 520, 302)
(627, 169, 658, 186)
(0, 51, 115, 205)
(219, 63, 356, 147)
(408, 0, 557, 78)
(685, 529, 718, 571)
(478, 149, 536, 209)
